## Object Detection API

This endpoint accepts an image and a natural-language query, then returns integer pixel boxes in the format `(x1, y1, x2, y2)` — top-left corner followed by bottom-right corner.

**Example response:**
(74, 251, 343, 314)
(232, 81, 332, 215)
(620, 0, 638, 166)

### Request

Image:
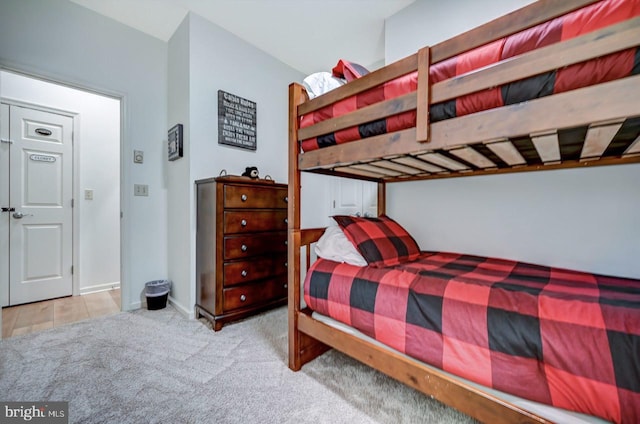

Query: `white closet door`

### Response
(330, 177, 378, 218)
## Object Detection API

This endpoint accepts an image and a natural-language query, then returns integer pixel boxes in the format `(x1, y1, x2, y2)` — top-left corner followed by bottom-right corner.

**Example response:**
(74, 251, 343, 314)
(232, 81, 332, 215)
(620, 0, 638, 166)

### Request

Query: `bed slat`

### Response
(349, 164, 403, 177)
(624, 134, 640, 156)
(333, 167, 385, 179)
(370, 160, 424, 175)
(448, 147, 497, 169)
(392, 156, 446, 173)
(531, 132, 561, 164)
(417, 153, 469, 171)
(580, 120, 624, 160)
(485, 140, 527, 166)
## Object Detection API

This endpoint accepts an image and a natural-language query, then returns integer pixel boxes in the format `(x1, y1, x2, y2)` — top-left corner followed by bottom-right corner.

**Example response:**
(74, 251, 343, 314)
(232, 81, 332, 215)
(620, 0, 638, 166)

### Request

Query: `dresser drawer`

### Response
(223, 210, 288, 234)
(223, 277, 288, 311)
(224, 184, 288, 209)
(224, 232, 287, 260)
(223, 255, 287, 286)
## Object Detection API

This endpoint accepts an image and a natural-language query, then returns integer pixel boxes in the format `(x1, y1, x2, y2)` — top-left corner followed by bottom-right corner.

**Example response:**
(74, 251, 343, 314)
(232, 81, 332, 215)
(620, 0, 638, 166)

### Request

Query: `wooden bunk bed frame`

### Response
(288, 1, 640, 423)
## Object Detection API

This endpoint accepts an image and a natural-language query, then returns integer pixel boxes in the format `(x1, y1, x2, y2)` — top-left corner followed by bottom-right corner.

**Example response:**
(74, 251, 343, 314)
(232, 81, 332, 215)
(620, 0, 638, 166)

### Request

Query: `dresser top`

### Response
(195, 175, 286, 187)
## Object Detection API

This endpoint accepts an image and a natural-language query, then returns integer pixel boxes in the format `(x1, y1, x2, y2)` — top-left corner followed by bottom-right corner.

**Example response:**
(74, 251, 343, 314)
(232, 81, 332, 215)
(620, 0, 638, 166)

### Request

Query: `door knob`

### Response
(12, 212, 33, 219)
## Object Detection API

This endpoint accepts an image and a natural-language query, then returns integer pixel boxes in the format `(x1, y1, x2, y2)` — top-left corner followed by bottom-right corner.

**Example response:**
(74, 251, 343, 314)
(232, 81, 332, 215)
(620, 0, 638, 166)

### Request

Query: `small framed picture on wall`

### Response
(168, 124, 183, 161)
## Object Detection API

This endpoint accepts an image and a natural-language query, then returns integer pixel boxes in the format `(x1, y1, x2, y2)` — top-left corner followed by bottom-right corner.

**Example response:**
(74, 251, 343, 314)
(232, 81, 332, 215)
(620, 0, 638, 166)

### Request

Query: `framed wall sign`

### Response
(168, 123, 183, 161)
(218, 90, 257, 150)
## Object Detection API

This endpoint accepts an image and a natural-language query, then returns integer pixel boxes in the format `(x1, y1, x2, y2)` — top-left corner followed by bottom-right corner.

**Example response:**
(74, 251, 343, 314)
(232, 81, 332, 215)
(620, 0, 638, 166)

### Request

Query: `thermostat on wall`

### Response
(134, 150, 144, 164)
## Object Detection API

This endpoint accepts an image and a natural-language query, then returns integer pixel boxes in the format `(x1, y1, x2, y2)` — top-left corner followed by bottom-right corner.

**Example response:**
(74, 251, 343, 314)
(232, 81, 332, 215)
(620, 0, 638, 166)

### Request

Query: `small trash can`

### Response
(145, 280, 171, 310)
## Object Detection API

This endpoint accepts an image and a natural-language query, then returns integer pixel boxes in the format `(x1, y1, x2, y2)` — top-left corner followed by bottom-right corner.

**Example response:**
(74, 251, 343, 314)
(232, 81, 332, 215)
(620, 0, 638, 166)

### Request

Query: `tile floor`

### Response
(1, 289, 120, 339)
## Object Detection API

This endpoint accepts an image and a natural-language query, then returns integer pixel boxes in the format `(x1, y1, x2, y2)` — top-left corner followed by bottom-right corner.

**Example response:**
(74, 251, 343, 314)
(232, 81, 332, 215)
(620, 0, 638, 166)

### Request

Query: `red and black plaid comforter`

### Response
(300, 0, 640, 152)
(304, 252, 640, 423)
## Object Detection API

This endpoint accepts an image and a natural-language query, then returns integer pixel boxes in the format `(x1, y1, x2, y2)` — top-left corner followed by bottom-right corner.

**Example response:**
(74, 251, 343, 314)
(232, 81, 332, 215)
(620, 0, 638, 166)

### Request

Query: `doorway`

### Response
(1, 70, 121, 337)
(1, 104, 74, 305)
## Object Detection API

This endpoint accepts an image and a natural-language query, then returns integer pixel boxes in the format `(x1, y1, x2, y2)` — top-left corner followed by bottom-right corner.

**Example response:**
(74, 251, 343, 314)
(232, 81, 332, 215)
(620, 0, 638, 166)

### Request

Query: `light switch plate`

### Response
(134, 184, 148, 196)
(84, 189, 94, 200)
(133, 150, 144, 164)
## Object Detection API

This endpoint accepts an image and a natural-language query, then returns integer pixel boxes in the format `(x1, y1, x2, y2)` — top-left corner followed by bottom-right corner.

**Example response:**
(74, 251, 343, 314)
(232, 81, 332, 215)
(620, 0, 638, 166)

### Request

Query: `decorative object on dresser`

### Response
(195, 175, 288, 331)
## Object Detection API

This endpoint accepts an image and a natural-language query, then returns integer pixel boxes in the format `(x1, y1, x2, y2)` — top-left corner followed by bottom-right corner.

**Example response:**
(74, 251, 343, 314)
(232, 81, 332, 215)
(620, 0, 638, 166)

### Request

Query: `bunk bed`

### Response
(287, 1, 640, 423)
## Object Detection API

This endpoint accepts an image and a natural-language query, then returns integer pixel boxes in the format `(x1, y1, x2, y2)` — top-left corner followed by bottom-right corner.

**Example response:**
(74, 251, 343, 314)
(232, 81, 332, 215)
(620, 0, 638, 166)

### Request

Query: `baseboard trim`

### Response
(168, 296, 194, 319)
(127, 300, 142, 311)
(80, 282, 120, 295)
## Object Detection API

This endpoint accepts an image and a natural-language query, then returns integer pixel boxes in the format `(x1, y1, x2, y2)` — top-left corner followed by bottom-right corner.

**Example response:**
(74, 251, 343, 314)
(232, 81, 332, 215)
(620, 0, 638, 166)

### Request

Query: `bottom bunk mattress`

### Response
(303, 252, 640, 423)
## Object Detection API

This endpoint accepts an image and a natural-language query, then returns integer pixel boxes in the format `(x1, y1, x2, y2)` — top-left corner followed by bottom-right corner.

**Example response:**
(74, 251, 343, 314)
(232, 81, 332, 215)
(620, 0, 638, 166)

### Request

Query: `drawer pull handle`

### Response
(241, 244, 248, 252)
(284, 283, 288, 289)
(241, 219, 247, 227)
(284, 262, 288, 268)
(241, 270, 248, 277)
(284, 240, 288, 246)
(284, 196, 288, 203)
(284, 218, 288, 224)
(240, 294, 246, 302)
(241, 194, 247, 202)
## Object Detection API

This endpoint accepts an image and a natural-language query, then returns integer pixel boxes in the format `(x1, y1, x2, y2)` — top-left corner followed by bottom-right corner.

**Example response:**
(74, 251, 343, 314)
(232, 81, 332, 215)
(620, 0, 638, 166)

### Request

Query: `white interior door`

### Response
(331, 178, 362, 217)
(6, 105, 73, 305)
(362, 182, 378, 218)
(330, 178, 378, 218)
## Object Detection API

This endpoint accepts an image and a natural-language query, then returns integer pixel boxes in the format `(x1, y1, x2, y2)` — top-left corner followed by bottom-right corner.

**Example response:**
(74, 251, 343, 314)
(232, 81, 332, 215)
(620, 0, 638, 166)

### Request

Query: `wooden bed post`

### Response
(377, 181, 386, 216)
(416, 46, 430, 143)
(288, 83, 329, 371)
(288, 83, 304, 370)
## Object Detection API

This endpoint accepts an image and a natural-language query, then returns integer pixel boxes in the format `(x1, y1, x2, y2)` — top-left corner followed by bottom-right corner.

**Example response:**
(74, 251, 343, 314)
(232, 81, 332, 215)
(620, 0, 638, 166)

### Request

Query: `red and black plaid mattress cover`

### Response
(304, 252, 640, 423)
(300, 0, 640, 152)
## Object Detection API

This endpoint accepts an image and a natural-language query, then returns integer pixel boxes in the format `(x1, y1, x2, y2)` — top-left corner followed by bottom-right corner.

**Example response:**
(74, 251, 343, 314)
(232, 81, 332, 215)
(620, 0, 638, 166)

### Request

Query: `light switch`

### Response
(133, 150, 144, 164)
(84, 189, 94, 200)
(134, 184, 148, 196)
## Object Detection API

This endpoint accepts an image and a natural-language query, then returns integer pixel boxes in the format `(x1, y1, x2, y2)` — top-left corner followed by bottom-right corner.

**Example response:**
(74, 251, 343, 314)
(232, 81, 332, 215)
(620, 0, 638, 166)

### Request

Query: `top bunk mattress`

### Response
(299, 0, 640, 152)
(303, 252, 640, 423)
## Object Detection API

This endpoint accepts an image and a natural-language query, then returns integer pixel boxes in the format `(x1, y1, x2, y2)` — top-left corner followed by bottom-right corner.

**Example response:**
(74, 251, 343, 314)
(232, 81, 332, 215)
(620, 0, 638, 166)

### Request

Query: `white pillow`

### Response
(315, 225, 367, 267)
(302, 72, 346, 99)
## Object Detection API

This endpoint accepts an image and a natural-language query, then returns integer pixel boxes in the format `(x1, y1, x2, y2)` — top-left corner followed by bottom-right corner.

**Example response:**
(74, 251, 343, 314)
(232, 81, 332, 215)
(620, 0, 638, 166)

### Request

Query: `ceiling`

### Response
(70, 0, 415, 76)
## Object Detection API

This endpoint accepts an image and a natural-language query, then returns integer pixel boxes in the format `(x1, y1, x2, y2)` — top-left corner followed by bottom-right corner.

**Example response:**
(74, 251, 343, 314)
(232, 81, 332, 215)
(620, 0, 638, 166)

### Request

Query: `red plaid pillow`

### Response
(332, 60, 369, 82)
(332, 215, 421, 268)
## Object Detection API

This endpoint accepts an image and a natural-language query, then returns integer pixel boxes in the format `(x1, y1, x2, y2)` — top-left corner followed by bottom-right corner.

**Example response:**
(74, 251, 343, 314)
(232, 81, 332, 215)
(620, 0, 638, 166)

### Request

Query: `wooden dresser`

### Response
(195, 176, 288, 330)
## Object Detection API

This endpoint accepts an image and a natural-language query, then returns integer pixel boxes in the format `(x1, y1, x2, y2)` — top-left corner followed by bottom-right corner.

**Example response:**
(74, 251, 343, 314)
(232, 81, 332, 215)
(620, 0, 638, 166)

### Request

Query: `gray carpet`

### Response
(0, 305, 476, 423)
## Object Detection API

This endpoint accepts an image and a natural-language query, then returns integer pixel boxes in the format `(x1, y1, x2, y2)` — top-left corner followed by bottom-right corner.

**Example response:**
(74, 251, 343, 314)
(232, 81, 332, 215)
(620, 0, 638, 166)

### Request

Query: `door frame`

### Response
(0, 67, 127, 340)
(1, 98, 80, 300)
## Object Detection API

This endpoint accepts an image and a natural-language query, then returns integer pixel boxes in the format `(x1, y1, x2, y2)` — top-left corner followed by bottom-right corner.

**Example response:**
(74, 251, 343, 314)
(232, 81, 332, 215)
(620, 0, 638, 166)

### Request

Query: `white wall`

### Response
(0, 0, 169, 310)
(0, 71, 120, 293)
(166, 13, 305, 315)
(188, 12, 302, 184)
(388, 166, 640, 278)
(385, 0, 535, 63)
(166, 16, 192, 316)
(384, 0, 640, 279)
